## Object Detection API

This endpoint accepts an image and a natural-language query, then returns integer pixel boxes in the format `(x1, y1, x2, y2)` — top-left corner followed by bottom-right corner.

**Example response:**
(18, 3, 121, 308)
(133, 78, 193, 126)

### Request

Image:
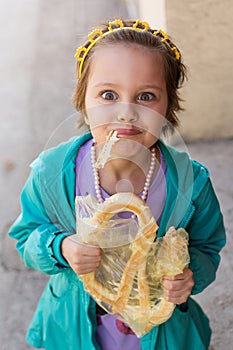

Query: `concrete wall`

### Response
(138, 0, 166, 29)
(138, 0, 233, 141)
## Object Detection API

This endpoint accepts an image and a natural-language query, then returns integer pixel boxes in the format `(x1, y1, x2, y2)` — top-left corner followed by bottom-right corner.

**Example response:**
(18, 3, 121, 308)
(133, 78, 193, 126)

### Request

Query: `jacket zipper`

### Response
(179, 203, 195, 228)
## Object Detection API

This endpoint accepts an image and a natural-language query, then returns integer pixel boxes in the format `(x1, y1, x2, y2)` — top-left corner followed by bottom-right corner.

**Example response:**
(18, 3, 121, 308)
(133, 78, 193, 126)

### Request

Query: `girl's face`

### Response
(84, 43, 168, 153)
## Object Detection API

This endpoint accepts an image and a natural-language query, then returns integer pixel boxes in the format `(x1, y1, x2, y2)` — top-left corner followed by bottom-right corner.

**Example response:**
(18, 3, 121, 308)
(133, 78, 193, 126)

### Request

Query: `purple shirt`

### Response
(75, 138, 167, 350)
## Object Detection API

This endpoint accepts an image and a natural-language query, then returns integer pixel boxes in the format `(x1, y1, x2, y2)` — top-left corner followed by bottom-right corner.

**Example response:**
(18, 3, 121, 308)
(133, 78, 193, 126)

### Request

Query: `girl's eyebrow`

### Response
(139, 84, 162, 91)
(92, 82, 119, 88)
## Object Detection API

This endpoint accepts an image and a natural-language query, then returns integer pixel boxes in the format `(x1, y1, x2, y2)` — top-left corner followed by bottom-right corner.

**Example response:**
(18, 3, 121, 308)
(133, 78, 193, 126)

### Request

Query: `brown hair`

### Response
(73, 19, 187, 130)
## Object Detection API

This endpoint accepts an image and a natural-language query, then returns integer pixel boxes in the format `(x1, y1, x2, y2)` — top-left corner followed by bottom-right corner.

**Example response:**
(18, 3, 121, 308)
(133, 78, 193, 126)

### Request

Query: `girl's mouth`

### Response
(115, 128, 141, 137)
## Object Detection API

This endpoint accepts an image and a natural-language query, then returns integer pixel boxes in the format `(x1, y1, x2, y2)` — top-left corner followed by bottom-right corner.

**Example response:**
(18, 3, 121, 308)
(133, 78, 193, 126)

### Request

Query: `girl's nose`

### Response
(117, 104, 138, 122)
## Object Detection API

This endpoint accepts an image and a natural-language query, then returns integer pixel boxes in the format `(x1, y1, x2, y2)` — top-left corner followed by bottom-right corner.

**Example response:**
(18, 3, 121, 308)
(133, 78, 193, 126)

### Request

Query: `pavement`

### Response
(1, 138, 232, 350)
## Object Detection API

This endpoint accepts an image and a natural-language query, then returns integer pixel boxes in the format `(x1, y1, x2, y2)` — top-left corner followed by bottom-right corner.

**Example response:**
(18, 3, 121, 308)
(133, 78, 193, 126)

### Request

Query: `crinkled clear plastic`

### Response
(75, 193, 190, 337)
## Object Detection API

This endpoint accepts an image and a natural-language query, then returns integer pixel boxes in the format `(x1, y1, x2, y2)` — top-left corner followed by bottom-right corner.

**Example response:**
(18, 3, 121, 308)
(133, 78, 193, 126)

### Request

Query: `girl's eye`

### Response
(101, 91, 118, 101)
(137, 92, 155, 102)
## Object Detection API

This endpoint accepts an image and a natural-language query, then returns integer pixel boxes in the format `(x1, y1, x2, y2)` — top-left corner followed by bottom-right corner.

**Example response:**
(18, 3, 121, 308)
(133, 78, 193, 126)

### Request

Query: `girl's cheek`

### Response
(86, 105, 116, 129)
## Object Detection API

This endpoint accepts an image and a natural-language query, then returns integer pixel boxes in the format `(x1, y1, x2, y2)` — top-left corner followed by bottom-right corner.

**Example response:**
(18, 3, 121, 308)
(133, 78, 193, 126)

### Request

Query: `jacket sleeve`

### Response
(187, 177, 226, 295)
(8, 168, 71, 275)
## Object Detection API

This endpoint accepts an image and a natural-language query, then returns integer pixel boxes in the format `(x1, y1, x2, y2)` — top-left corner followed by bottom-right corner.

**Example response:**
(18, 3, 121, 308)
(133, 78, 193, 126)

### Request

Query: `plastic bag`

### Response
(75, 193, 190, 337)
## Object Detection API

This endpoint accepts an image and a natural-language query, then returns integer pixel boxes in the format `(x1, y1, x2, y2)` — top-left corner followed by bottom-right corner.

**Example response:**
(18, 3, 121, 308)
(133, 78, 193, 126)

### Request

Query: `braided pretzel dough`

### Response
(77, 192, 189, 336)
(80, 193, 157, 307)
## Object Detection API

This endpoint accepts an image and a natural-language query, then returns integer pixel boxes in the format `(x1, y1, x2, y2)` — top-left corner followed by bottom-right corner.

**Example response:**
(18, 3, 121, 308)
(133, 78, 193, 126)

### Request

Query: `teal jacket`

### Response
(9, 133, 226, 350)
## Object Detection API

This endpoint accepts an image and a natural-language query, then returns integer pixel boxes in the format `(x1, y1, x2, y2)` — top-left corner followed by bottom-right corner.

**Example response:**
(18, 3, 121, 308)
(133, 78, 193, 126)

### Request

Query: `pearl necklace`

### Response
(91, 144, 160, 204)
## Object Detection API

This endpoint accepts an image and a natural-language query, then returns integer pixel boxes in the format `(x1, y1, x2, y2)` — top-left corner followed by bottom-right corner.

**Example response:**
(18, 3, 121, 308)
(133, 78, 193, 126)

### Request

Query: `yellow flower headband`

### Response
(74, 19, 181, 77)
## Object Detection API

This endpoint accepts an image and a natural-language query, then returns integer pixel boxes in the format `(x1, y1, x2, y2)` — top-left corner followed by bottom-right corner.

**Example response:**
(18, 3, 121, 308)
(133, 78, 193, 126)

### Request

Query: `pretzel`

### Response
(95, 130, 119, 169)
(81, 193, 158, 309)
(79, 192, 189, 336)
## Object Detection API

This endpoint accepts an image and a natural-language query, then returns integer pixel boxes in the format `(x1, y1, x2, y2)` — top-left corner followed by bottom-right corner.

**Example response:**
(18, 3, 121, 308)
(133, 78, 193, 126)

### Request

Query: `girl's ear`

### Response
(84, 116, 90, 125)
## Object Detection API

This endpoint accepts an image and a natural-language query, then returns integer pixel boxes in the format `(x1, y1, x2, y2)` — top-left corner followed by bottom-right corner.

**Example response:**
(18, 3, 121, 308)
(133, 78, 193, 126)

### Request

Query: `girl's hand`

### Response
(61, 235, 101, 275)
(162, 268, 194, 304)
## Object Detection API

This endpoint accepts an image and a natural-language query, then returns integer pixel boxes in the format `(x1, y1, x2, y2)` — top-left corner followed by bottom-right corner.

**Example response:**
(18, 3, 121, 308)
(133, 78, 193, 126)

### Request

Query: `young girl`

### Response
(9, 19, 225, 350)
